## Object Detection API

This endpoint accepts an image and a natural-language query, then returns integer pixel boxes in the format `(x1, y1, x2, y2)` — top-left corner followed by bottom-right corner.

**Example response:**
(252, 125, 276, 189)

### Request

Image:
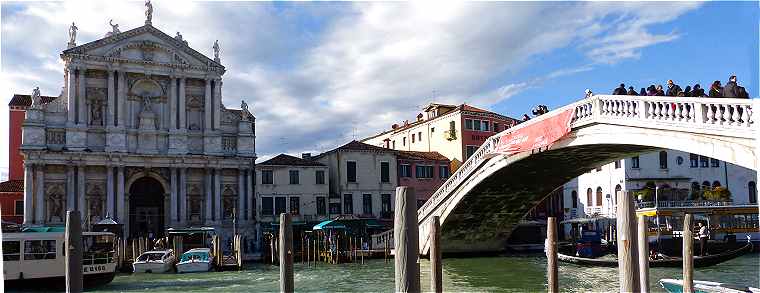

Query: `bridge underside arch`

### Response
(432, 124, 756, 254)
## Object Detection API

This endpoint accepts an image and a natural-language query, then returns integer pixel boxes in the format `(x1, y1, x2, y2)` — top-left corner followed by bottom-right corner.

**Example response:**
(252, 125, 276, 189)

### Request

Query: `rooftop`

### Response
(397, 150, 449, 161)
(0, 180, 23, 193)
(8, 94, 58, 107)
(258, 154, 325, 167)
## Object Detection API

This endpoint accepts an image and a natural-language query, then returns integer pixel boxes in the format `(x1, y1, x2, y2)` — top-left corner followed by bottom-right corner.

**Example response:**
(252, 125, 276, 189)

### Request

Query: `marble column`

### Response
(170, 168, 178, 224)
(247, 169, 254, 222)
(204, 79, 212, 131)
(169, 76, 177, 130)
(116, 167, 125, 224)
(66, 65, 77, 124)
(179, 168, 188, 225)
(179, 78, 187, 129)
(34, 165, 45, 223)
(106, 166, 115, 218)
(107, 70, 115, 127)
(77, 166, 86, 222)
(214, 169, 222, 222)
(23, 164, 33, 225)
(77, 67, 87, 125)
(205, 169, 213, 223)
(213, 79, 222, 130)
(238, 169, 245, 223)
(116, 71, 126, 127)
(66, 165, 76, 212)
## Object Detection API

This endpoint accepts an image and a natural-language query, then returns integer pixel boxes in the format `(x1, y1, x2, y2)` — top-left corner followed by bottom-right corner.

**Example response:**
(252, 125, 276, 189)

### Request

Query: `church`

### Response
(19, 2, 258, 255)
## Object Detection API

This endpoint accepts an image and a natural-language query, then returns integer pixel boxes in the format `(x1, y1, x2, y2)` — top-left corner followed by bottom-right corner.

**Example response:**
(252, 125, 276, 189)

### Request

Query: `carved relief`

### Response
(222, 185, 237, 220)
(86, 183, 105, 223)
(85, 70, 108, 79)
(188, 184, 202, 222)
(186, 95, 203, 108)
(186, 79, 206, 87)
(46, 184, 66, 223)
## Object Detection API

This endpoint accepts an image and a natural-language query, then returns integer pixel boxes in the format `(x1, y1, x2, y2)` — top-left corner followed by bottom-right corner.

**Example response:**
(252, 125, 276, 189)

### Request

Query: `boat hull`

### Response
(4, 272, 116, 290)
(558, 242, 752, 268)
(176, 262, 213, 273)
(133, 261, 175, 273)
(659, 279, 760, 293)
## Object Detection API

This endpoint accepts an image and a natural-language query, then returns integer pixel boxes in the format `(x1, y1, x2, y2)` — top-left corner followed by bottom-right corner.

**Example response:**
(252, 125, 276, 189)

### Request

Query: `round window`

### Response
(676, 156, 684, 165)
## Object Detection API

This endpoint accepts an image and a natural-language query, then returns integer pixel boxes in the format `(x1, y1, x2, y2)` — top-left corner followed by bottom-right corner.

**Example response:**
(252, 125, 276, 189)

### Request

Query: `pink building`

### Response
(397, 151, 450, 207)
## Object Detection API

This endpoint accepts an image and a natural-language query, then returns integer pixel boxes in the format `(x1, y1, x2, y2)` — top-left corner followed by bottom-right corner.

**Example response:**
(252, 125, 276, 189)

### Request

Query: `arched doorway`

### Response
(129, 176, 165, 238)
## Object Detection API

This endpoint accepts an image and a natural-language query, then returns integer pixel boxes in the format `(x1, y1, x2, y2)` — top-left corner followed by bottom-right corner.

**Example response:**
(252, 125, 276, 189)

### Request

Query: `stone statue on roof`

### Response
(31, 86, 42, 109)
(213, 40, 220, 62)
(145, 0, 153, 25)
(108, 19, 120, 36)
(241, 100, 253, 120)
(68, 22, 78, 45)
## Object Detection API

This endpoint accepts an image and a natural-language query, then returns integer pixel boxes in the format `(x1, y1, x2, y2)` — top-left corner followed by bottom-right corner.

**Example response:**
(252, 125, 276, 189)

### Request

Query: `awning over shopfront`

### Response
(313, 220, 347, 230)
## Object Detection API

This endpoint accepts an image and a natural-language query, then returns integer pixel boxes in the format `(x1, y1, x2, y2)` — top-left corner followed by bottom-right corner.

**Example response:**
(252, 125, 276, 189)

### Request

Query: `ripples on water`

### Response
(80, 254, 758, 292)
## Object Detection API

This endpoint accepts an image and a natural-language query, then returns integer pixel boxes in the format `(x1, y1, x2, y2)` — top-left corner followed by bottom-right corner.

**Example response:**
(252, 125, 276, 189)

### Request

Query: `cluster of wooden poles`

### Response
(545, 191, 699, 293)
(266, 231, 367, 266)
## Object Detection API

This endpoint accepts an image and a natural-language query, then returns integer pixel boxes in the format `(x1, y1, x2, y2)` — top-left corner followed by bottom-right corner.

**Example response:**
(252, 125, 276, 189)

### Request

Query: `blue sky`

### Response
(0, 1, 757, 177)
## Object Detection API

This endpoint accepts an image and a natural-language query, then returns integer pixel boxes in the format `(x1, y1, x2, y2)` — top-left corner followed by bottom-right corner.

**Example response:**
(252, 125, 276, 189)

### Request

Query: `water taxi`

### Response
(3, 228, 117, 289)
(659, 279, 760, 293)
(132, 249, 177, 273)
(175, 248, 214, 273)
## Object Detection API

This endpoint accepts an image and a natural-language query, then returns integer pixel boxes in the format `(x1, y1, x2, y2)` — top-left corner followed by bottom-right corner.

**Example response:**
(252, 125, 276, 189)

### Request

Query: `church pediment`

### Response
(63, 25, 224, 73)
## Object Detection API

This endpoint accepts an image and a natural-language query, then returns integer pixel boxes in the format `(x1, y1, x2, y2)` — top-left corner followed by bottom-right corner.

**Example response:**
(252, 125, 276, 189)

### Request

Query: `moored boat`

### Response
(659, 279, 760, 293)
(175, 248, 214, 273)
(133, 249, 177, 273)
(2, 229, 117, 289)
(557, 241, 752, 268)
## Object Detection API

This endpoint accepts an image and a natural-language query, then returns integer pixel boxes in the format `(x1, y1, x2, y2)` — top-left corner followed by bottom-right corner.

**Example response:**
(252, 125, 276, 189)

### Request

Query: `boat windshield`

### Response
(137, 252, 166, 262)
(180, 252, 208, 262)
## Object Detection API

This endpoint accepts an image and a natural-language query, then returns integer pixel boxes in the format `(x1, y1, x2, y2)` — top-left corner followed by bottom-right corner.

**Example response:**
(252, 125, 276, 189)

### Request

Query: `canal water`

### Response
(83, 254, 760, 292)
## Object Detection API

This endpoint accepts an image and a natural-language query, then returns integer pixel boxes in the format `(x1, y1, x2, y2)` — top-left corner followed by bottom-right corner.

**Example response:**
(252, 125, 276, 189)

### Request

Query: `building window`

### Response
(659, 151, 668, 169)
(449, 121, 456, 132)
(329, 203, 341, 215)
(262, 197, 273, 215)
(399, 164, 411, 177)
(712, 181, 721, 188)
(482, 121, 489, 131)
(586, 188, 593, 207)
(412, 134, 415, 143)
(392, 140, 396, 149)
(418, 132, 422, 142)
(363, 194, 373, 215)
(571, 190, 578, 209)
(415, 165, 434, 178)
(317, 197, 326, 215)
(631, 156, 640, 169)
(275, 197, 286, 215)
(381, 162, 390, 183)
(595, 187, 603, 206)
(290, 197, 300, 215)
(14, 200, 23, 216)
(402, 137, 406, 146)
(615, 185, 622, 199)
(690, 154, 699, 168)
(431, 127, 435, 133)
(702, 181, 711, 189)
(710, 158, 720, 168)
(262, 170, 273, 184)
(749, 181, 757, 204)
(381, 194, 392, 218)
(343, 194, 353, 214)
(465, 119, 473, 130)
(439, 165, 450, 179)
(466, 145, 478, 159)
(614, 160, 621, 169)
(289, 170, 299, 184)
(691, 182, 701, 196)
(316, 170, 325, 185)
(473, 120, 481, 131)
(494, 123, 500, 132)
(24, 240, 56, 260)
(347, 161, 357, 183)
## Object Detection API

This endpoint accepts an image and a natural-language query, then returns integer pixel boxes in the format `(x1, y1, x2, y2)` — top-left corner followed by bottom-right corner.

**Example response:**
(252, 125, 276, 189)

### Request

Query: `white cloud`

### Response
(0, 1, 701, 163)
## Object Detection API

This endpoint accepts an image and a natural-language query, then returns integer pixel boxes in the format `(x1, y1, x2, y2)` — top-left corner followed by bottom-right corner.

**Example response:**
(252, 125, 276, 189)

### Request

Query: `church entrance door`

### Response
(129, 176, 165, 239)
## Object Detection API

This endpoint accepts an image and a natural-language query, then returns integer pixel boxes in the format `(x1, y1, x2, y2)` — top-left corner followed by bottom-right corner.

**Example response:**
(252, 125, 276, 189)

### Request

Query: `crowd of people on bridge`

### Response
(608, 75, 750, 98)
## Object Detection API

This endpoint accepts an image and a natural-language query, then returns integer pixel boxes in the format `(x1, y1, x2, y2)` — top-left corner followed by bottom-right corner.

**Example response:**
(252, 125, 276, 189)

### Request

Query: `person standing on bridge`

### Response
(639, 87, 647, 96)
(646, 85, 657, 96)
(655, 84, 665, 96)
(709, 80, 723, 97)
(627, 86, 638, 95)
(613, 83, 627, 95)
(692, 84, 706, 97)
(666, 79, 682, 96)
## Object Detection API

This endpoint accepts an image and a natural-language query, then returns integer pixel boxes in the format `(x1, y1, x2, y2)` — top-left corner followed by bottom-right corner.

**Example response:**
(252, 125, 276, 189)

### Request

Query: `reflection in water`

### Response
(62, 254, 758, 292)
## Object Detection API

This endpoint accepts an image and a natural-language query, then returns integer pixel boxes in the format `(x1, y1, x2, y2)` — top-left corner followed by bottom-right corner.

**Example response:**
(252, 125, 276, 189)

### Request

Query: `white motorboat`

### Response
(133, 249, 177, 273)
(175, 248, 214, 273)
(660, 279, 760, 293)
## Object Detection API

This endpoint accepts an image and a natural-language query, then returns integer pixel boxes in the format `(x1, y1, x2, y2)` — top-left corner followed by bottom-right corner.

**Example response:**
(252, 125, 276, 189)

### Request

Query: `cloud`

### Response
(0, 1, 701, 163)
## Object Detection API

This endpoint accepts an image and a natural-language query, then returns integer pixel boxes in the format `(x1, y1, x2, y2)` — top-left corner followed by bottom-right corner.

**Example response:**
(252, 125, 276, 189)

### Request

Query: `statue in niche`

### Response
(213, 40, 220, 61)
(90, 99, 103, 125)
(89, 197, 103, 223)
(68, 22, 78, 44)
(47, 192, 64, 222)
(142, 96, 153, 113)
(30, 87, 42, 109)
(145, 0, 153, 24)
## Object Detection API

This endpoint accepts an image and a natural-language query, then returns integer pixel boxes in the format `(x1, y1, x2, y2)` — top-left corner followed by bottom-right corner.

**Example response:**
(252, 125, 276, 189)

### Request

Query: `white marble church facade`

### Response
(19, 11, 257, 251)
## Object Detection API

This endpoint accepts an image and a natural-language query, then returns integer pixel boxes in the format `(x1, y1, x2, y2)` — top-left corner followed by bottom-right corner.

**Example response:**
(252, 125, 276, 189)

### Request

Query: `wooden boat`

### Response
(558, 242, 752, 268)
(659, 279, 760, 293)
(133, 249, 177, 273)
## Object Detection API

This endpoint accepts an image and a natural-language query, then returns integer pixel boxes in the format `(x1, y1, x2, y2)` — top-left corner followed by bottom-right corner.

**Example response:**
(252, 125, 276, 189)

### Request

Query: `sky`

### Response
(0, 1, 758, 180)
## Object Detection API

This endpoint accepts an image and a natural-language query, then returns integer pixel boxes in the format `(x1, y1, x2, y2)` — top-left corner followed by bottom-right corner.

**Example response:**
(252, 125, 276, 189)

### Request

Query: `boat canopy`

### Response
(167, 227, 215, 235)
(179, 250, 210, 262)
(313, 220, 346, 230)
(22, 226, 65, 232)
(560, 217, 615, 224)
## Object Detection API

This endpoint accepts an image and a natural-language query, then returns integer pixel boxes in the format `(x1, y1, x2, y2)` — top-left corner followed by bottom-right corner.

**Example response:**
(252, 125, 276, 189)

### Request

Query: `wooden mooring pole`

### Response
(616, 191, 640, 293)
(430, 216, 443, 293)
(683, 214, 694, 293)
(279, 213, 294, 293)
(360, 237, 365, 264)
(546, 217, 558, 293)
(638, 215, 650, 293)
(394, 186, 420, 293)
(65, 210, 83, 293)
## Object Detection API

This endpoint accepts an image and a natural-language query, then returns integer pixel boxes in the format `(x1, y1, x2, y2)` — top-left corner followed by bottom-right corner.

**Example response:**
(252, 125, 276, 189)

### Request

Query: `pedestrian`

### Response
(655, 85, 665, 96)
(647, 85, 657, 96)
(613, 83, 627, 95)
(522, 114, 530, 122)
(584, 89, 593, 98)
(666, 79, 682, 96)
(692, 84, 706, 97)
(709, 80, 723, 97)
(639, 87, 647, 96)
(683, 85, 692, 97)
(627, 86, 638, 95)
(697, 222, 709, 256)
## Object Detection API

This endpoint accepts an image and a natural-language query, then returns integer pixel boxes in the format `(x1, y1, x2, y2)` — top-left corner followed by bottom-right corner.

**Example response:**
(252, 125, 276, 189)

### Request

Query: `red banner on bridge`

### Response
(495, 109, 574, 155)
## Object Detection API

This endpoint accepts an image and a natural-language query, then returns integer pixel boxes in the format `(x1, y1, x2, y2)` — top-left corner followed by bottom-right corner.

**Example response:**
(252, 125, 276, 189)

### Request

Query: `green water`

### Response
(91, 254, 757, 292)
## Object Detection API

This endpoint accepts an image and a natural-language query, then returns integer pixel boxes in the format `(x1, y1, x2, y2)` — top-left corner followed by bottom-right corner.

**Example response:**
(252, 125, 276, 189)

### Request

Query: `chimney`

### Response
(302, 153, 311, 160)
(416, 113, 423, 121)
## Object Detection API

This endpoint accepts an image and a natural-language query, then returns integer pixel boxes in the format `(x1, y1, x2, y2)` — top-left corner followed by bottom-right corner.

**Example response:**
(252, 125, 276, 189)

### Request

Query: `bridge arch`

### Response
(417, 95, 758, 254)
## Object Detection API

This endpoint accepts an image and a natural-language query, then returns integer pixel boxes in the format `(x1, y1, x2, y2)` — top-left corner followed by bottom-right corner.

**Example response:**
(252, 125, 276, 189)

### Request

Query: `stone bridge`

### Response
(416, 95, 758, 254)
